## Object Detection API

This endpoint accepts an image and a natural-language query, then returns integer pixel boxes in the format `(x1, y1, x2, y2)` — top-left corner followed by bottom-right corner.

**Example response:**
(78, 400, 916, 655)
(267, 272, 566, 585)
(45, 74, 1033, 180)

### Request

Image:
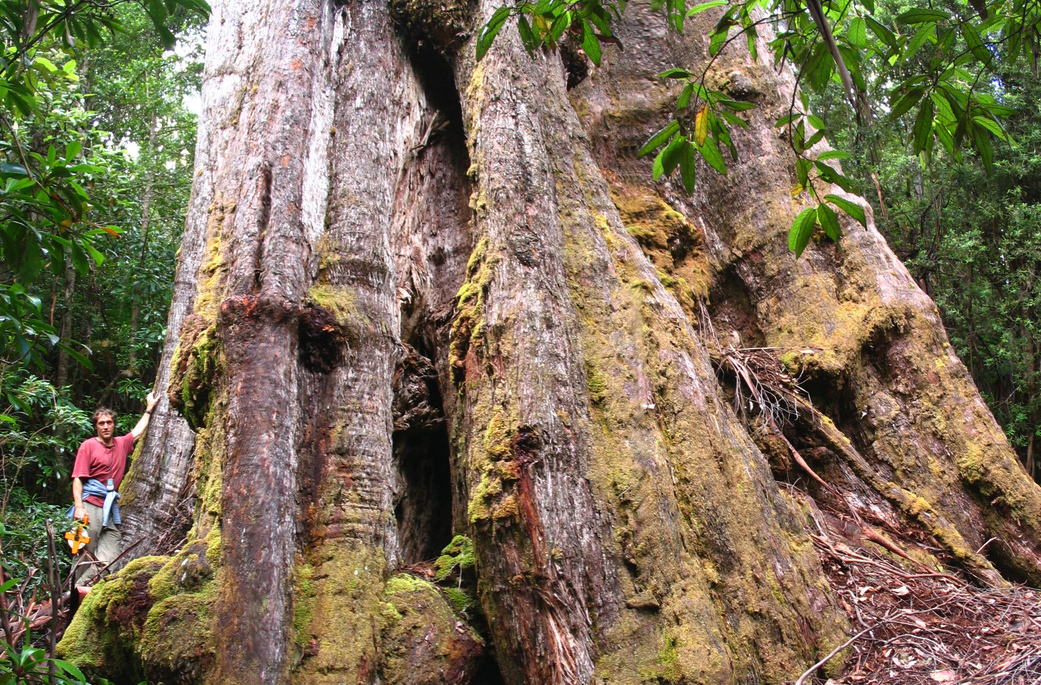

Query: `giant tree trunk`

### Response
(58, 0, 1041, 683)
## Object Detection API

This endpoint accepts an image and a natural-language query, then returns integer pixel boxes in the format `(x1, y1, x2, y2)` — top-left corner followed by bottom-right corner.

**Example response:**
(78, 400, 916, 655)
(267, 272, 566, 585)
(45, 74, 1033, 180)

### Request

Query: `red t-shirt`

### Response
(71, 434, 136, 507)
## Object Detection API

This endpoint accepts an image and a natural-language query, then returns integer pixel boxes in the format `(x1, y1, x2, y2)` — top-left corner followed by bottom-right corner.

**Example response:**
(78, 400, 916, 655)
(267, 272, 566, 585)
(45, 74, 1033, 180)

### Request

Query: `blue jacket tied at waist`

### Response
(66, 478, 121, 527)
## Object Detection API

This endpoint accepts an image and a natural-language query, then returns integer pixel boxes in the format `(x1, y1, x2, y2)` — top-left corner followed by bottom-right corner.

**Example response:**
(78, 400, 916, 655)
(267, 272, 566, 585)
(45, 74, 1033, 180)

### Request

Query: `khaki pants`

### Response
(72, 502, 121, 586)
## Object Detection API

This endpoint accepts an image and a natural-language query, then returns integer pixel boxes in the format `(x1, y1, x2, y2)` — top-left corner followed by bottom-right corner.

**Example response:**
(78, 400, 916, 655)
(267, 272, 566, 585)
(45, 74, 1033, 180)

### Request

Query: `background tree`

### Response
(0, 1, 204, 514)
(0, 8, 207, 673)
(803, 0, 1041, 482)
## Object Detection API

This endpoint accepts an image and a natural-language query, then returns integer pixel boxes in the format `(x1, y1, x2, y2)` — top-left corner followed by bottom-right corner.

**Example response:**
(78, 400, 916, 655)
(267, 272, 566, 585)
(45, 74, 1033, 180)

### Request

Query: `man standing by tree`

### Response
(69, 392, 159, 594)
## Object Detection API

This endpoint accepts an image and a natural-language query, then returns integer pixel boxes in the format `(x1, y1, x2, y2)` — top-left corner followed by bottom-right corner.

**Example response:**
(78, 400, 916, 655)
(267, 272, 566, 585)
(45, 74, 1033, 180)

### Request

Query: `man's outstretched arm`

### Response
(131, 391, 160, 442)
(72, 477, 85, 521)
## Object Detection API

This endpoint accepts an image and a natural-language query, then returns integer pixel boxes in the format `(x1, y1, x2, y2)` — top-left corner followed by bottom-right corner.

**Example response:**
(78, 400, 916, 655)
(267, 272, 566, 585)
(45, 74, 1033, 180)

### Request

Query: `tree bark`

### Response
(58, 0, 1041, 683)
(55, 250, 75, 388)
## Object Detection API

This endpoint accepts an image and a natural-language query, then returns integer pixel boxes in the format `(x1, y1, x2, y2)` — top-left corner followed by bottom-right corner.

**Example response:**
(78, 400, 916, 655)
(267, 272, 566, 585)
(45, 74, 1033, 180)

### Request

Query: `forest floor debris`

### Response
(804, 530, 1041, 685)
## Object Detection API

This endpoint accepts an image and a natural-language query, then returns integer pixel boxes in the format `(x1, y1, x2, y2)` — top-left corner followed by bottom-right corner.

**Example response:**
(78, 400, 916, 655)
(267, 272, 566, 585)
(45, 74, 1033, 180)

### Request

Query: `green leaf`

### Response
(517, 15, 537, 52)
(18, 238, 43, 284)
(717, 110, 749, 129)
(817, 150, 851, 160)
(913, 98, 934, 154)
(66, 140, 83, 161)
(961, 22, 990, 63)
(817, 203, 840, 241)
(890, 85, 925, 118)
(70, 243, 89, 276)
(639, 121, 680, 157)
(709, 28, 728, 56)
(847, 17, 868, 49)
(476, 7, 511, 61)
(34, 56, 58, 73)
(797, 158, 811, 187)
(973, 125, 994, 171)
(581, 19, 602, 64)
(548, 11, 571, 42)
(973, 115, 1007, 140)
(657, 68, 694, 79)
(788, 207, 818, 257)
(896, 8, 949, 24)
(930, 90, 955, 122)
(716, 98, 755, 111)
(815, 162, 860, 193)
(677, 82, 695, 110)
(825, 194, 867, 227)
(935, 121, 956, 156)
(57, 342, 93, 370)
(679, 142, 697, 193)
(662, 134, 686, 176)
(698, 138, 727, 175)
(903, 23, 936, 62)
(686, 0, 727, 15)
(865, 16, 899, 53)
(85, 242, 105, 267)
(53, 659, 85, 681)
(0, 163, 28, 176)
(653, 145, 667, 180)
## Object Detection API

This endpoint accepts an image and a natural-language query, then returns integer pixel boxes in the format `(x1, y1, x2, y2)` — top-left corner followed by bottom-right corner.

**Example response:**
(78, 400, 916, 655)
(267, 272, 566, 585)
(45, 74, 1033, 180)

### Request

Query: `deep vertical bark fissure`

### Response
(392, 343, 454, 563)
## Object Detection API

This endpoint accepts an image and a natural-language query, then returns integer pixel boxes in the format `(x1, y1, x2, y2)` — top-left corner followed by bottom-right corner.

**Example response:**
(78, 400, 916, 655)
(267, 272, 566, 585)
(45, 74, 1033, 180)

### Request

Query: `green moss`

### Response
(288, 560, 317, 668)
(434, 535, 475, 581)
(468, 469, 502, 522)
(306, 284, 359, 327)
(656, 634, 683, 683)
(558, 160, 852, 683)
(169, 317, 220, 432)
(385, 574, 431, 594)
(195, 197, 233, 319)
(610, 184, 712, 304)
(148, 540, 214, 603)
(378, 574, 484, 685)
(587, 364, 609, 405)
(57, 557, 170, 683)
(292, 543, 386, 679)
(138, 590, 215, 678)
(468, 406, 520, 523)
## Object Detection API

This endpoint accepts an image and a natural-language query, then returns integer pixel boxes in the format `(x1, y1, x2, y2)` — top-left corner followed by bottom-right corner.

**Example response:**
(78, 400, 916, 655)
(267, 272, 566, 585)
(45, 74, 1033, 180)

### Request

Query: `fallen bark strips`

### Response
(809, 523, 1041, 685)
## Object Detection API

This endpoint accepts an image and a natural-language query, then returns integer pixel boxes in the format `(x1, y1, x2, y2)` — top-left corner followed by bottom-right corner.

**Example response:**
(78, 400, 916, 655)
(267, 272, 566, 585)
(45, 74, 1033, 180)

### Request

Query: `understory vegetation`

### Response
(1, 1, 205, 681)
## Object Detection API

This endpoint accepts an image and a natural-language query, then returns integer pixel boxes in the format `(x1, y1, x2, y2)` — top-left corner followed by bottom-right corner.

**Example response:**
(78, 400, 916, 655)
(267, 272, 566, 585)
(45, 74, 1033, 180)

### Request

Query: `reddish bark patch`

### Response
(107, 571, 153, 632)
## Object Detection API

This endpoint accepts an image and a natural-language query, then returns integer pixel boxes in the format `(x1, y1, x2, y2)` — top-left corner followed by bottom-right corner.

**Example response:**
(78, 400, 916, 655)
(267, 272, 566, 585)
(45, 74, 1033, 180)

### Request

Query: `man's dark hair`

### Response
(92, 407, 117, 427)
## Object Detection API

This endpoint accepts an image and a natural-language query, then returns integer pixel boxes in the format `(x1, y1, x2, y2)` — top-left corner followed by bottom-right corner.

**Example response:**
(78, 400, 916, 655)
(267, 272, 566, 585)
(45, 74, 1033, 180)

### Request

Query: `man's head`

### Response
(92, 407, 116, 443)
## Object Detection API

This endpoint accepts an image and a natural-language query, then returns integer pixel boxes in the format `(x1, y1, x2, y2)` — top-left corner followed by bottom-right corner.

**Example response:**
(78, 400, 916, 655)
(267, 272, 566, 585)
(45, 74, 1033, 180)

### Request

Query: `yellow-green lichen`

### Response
(449, 236, 499, 381)
(610, 184, 712, 306)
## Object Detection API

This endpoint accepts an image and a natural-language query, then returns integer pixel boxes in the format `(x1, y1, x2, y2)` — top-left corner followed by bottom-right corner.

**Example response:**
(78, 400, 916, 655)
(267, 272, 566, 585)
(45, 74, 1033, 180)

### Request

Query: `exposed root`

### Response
(706, 329, 1005, 586)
